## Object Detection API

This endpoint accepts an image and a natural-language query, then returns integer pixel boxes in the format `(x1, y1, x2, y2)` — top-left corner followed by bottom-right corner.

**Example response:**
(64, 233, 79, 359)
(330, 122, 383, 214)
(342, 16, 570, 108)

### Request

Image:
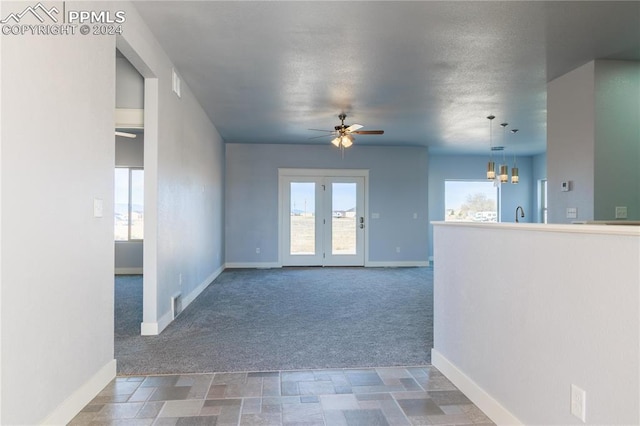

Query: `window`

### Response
(115, 168, 144, 241)
(445, 180, 498, 222)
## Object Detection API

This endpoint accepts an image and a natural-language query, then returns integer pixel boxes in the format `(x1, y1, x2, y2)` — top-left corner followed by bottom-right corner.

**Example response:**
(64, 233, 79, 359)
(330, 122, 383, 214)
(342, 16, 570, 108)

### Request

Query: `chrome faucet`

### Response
(515, 206, 525, 223)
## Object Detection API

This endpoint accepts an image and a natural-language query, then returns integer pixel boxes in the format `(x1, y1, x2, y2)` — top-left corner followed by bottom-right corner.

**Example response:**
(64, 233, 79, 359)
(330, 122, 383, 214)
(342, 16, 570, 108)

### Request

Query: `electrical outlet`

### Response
(396, 247, 401, 253)
(615, 206, 627, 219)
(571, 384, 586, 422)
(566, 207, 577, 219)
(256, 247, 260, 254)
(413, 213, 418, 219)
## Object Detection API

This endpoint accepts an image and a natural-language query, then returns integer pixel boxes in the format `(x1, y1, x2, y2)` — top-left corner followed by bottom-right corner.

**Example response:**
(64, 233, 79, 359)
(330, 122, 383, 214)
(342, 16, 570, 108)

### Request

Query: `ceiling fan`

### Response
(309, 113, 384, 149)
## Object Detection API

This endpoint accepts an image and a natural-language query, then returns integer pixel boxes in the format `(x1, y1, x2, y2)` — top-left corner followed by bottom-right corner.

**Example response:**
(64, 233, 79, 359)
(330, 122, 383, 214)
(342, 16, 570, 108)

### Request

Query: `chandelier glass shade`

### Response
(331, 133, 354, 148)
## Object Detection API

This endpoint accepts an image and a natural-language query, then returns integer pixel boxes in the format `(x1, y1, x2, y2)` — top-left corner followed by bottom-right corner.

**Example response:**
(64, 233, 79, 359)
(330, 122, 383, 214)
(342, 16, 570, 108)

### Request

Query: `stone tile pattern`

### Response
(69, 366, 494, 426)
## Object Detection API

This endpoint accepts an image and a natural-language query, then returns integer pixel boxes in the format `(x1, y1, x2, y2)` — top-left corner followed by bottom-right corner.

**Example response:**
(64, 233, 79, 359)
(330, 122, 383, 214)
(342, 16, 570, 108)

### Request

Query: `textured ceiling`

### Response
(133, 1, 640, 155)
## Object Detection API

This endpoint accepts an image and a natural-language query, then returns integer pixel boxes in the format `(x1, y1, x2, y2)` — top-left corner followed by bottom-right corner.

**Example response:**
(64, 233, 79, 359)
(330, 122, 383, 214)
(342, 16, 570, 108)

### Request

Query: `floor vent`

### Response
(171, 292, 183, 320)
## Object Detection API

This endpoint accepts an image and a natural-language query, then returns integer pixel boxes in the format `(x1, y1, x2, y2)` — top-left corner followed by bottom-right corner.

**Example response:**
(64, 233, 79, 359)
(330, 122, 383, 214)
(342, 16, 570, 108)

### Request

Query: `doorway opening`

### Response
(279, 169, 368, 266)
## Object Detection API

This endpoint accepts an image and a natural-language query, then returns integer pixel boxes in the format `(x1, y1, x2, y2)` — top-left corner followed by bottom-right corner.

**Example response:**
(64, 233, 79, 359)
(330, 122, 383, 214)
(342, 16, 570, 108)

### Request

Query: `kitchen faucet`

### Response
(515, 206, 525, 223)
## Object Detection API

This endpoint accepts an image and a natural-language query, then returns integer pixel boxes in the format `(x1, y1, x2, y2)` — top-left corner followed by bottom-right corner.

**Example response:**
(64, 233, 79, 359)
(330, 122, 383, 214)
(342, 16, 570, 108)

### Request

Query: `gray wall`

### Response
(548, 59, 640, 223)
(116, 2, 226, 334)
(115, 135, 144, 273)
(427, 154, 535, 257)
(116, 55, 144, 109)
(594, 60, 640, 220)
(225, 144, 429, 265)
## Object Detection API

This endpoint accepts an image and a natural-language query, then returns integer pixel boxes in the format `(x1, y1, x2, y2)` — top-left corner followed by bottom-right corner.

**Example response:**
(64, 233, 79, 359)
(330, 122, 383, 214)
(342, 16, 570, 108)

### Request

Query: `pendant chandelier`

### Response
(486, 115, 496, 180)
(499, 123, 509, 184)
(484, 115, 519, 185)
(510, 129, 519, 184)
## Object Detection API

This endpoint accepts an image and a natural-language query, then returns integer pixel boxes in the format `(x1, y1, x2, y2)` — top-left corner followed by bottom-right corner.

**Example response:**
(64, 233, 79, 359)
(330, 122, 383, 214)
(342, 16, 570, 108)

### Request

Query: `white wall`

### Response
(115, 3, 225, 335)
(547, 60, 640, 223)
(225, 143, 428, 266)
(0, 1, 226, 422)
(1, 11, 116, 425)
(547, 61, 596, 224)
(432, 222, 640, 425)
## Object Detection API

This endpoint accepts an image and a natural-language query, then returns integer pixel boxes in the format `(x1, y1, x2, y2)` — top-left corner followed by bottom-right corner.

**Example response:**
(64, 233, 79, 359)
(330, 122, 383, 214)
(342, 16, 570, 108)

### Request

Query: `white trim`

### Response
(115, 267, 143, 275)
(182, 265, 224, 307)
(278, 168, 369, 177)
(225, 262, 281, 269)
(365, 261, 430, 268)
(114, 108, 144, 129)
(141, 266, 225, 335)
(41, 359, 116, 425)
(278, 169, 369, 267)
(140, 320, 159, 336)
(431, 221, 640, 236)
(431, 349, 523, 426)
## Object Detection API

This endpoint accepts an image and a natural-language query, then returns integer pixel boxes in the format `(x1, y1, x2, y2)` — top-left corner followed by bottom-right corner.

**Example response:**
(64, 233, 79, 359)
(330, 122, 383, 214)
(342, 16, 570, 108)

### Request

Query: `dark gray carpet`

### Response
(115, 267, 433, 375)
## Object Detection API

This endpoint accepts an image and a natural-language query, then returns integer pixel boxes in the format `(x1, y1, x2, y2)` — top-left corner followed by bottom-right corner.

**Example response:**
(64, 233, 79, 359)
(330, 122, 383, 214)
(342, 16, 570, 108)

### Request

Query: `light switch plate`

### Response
(93, 198, 104, 218)
(615, 206, 627, 219)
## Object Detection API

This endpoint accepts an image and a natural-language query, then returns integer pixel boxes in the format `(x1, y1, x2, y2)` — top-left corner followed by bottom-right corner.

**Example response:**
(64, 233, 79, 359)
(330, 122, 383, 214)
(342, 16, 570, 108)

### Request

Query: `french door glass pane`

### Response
(332, 183, 357, 255)
(290, 182, 315, 255)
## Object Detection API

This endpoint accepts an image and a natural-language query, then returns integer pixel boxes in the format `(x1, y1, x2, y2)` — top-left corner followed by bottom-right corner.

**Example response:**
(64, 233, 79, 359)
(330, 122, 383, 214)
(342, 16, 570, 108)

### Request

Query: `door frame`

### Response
(278, 168, 369, 267)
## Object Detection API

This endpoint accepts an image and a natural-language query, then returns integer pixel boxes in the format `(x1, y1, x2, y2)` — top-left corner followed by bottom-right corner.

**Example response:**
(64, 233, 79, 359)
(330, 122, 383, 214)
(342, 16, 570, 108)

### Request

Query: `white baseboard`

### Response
(365, 260, 430, 267)
(140, 320, 159, 336)
(225, 261, 430, 268)
(431, 349, 522, 426)
(225, 262, 281, 269)
(141, 265, 225, 336)
(41, 359, 116, 425)
(181, 265, 223, 308)
(115, 267, 143, 275)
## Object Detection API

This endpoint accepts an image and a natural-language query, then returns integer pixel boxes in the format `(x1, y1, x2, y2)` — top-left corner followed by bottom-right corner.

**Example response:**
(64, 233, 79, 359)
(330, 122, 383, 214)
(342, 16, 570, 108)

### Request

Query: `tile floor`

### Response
(69, 366, 494, 426)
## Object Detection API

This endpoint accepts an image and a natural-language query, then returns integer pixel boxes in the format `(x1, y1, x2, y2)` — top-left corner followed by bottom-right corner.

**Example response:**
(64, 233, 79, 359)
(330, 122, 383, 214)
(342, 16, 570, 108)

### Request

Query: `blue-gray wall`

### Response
(225, 143, 429, 265)
(427, 154, 536, 258)
(594, 60, 640, 220)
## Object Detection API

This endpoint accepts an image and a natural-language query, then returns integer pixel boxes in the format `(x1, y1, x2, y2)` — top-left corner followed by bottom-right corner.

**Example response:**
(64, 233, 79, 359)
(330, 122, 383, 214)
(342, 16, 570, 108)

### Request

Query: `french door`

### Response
(280, 171, 366, 266)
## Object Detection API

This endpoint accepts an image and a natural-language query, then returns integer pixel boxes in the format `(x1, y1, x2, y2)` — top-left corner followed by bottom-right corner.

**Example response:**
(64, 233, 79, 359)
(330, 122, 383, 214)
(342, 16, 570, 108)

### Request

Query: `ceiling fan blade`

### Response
(115, 131, 137, 138)
(346, 124, 363, 132)
(308, 128, 335, 133)
(352, 130, 384, 135)
(308, 133, 336, 140)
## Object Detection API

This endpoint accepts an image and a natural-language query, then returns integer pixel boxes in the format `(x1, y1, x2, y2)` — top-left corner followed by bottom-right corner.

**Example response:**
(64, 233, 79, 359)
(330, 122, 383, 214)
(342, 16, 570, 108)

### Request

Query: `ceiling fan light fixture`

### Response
(331, 137, 341, 147)
(341, 134, 354, 148)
